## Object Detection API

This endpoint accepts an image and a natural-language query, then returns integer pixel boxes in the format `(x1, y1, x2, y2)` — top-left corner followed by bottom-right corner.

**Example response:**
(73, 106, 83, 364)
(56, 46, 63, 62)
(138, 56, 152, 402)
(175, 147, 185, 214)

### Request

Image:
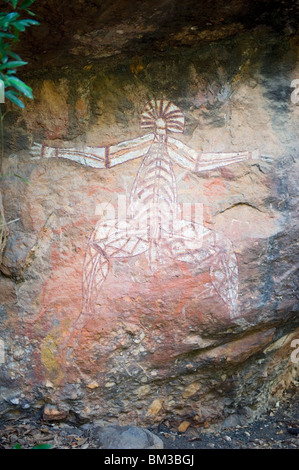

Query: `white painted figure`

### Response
(31, 99, 260, 321)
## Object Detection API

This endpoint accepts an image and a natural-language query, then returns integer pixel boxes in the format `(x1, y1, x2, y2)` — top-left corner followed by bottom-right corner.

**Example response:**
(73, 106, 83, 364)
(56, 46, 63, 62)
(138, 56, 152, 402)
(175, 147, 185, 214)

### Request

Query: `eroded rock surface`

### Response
(0, 0, 298, 433)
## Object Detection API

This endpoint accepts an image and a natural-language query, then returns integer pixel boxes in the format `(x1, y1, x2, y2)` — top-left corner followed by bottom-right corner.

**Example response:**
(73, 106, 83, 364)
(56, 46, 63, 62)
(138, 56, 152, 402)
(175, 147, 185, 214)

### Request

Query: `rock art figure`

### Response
(31, 99, 260, 321)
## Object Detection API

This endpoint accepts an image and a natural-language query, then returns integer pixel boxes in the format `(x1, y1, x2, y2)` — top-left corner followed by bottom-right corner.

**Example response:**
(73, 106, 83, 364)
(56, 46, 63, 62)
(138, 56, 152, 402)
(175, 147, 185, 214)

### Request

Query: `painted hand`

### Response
(29, 142, 42, 158)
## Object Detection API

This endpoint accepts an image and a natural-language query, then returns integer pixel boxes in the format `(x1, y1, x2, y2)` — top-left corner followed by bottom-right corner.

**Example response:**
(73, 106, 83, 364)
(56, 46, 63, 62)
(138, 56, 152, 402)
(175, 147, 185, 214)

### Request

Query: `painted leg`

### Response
(81, 222, 111, 316)
(209, 233, 239, 318)
(163, 220, 239, 319)
(64, 218, 149, 346)
(83, 218, 149, 314)
(63, 221, 113, 346)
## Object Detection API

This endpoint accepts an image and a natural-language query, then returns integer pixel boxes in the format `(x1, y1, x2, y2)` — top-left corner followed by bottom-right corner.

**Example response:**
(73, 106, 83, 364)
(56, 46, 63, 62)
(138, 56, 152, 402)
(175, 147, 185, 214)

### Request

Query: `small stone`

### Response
(86, 382, 99, 389)
(45, 380, 54, 388)
(136, 385, 151, 397)
(10, 397, 19, 405)
(93, 425, 164, 449)
(224, 435, 232, 442)
(43, 404, 68, 421)
(13, 349, 24, 361)
(182, 381, 200, 398)
(105, 382, 116, 388)
(147, 398, 163, 416)
(178, 421, 190, 433)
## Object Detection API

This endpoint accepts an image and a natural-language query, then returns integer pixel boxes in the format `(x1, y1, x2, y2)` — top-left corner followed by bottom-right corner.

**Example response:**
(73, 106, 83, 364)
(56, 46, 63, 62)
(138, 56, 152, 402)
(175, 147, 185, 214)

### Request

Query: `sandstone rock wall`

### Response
(0, 28, 298, 431)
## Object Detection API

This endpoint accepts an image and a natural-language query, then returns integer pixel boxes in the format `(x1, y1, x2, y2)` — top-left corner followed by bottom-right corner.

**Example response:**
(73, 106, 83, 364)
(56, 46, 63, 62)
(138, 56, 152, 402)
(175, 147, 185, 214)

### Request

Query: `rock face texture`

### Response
(0, 0, 298, 433)
(92, 425, 164, 449)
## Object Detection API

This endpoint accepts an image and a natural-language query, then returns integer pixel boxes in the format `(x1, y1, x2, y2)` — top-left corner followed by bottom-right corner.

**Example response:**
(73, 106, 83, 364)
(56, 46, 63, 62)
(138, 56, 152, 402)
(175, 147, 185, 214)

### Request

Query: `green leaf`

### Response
(24, 10, 36, 17)
(5, 77, 33, 98)
(10, 19, 39, 33)
(0, 1, 39, 112)
(0, 32, 15, 39)
(0, 60, 27, 70)
(13, 27, 20, 42)
(13, 443, 22, 449)
(19, 19, 39, 27)
(14, 173, 32, 185)
(0, 12, 19, 29)
(5, 89, 25, 108)
(7, 50, 22, 60)
(6, 68, 18, 75)
(32, 444, 52, 449)
(12, 20, 26, 32)
(19, 0, 36, 9)
(1, 12, 19, 21)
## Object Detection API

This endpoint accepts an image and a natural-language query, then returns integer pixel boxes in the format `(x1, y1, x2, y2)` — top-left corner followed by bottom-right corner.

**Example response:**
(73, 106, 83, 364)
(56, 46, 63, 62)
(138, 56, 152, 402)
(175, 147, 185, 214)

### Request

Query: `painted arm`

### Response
(167, 136, 260, 172)
(30, 133, 154, 169)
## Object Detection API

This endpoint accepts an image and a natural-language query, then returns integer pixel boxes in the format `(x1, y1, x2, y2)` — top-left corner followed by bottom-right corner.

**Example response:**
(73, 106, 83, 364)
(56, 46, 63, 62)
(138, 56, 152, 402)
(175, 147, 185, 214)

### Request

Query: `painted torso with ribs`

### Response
(128, 102, 185, 239)
(129, 138, 178, 239)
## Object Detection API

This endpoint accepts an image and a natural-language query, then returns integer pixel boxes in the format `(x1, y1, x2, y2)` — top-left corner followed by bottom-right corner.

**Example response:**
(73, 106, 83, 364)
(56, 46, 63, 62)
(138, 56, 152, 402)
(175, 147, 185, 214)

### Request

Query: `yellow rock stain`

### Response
(41, 333, 64, 385)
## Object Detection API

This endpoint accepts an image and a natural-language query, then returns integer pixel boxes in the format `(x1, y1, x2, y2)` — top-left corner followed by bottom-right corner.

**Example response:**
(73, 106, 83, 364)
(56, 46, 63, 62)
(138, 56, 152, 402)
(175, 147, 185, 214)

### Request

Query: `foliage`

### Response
(0, 0, 39, 248)
(13, 442, 53, 449)
(0, 0, 39, 109)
